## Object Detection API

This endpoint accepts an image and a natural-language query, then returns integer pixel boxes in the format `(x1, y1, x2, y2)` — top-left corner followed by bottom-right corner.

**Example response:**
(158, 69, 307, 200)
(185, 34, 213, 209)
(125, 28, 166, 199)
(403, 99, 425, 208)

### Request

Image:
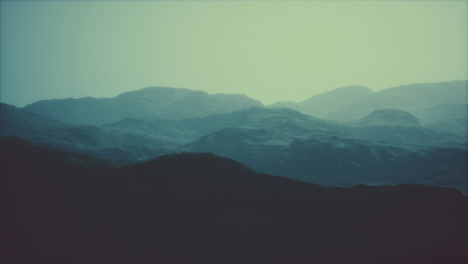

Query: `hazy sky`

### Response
(1, 0, 467, 106)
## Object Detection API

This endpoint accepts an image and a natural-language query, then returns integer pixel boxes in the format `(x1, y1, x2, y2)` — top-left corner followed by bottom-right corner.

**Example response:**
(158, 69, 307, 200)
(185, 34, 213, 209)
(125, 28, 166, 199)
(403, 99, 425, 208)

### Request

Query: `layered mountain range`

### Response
(1, 81, 468, 263)
(24, 87, 263, 125)
(0, 81, 467, 193)
(1, 137, 467, 264)
(270, 81, 467, 123)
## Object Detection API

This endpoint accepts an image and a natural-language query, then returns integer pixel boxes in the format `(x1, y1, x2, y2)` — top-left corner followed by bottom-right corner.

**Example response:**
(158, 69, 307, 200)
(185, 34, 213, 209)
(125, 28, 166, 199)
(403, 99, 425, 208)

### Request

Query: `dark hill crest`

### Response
(1, 138, 467, 264)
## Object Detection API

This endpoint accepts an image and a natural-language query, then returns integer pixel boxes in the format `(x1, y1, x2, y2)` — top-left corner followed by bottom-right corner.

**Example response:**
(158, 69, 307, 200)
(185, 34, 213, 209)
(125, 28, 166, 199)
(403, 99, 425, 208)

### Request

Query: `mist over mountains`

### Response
(1, 81, 467, 192)
(1, 80, 468, 263)
(2, 0, 467, 261)
(270, 85, 373, 118)
(24, 87, 262, 125)
(19, 81, 467, 132)
(269, 81, 467, 123)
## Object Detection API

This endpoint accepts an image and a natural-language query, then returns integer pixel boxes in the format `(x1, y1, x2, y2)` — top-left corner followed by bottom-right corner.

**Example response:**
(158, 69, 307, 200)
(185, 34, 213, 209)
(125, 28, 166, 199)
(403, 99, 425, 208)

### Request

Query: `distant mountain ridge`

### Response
(269, 81, 467, 123)
(20, 81, 468, 126)
(24, 87, 263, 125)
(326, 81, 468, 122)
(269, 85, 373, 118)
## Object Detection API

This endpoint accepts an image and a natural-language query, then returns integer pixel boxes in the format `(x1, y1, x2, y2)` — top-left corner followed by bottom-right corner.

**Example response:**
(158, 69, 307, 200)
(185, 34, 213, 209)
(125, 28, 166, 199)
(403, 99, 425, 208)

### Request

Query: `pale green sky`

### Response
(1, 0, 467, 106)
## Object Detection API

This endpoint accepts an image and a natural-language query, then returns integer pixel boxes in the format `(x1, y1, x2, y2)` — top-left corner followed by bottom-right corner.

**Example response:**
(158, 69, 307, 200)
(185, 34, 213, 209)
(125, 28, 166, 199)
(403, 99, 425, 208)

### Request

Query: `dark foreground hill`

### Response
(1, 137, 467, 264)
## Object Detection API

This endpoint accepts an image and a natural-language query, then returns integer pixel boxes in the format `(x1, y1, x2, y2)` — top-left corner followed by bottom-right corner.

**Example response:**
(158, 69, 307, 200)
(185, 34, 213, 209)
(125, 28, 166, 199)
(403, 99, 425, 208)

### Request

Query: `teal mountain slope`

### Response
(2, 103, 466, 193)
(357, 109, 421, 127)
(269, 85, 372, 118)
(269, 81, 467, 124)
(24, 87, 263, 125)
(326, 81, 467, 121)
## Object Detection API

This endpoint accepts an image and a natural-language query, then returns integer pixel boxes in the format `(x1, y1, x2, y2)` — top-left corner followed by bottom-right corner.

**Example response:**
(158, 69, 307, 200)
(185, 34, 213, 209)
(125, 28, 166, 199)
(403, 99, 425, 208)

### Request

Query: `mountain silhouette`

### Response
(24, 87, 263, 125)
(1, 137, 467, 264)
(326, 81, 467, 121)
(268, 81, 467, 132)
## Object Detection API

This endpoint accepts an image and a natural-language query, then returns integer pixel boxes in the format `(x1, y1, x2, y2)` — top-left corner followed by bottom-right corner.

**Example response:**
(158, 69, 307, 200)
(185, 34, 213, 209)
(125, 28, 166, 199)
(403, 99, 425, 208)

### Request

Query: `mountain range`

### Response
(1, 137, 467, 264)
(1, 81, 467, 193)
(269, 81, 467, 124)
(270, 85, 373, 118)
(24, 87, 263, 125)
(1, 81, 468, 263)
